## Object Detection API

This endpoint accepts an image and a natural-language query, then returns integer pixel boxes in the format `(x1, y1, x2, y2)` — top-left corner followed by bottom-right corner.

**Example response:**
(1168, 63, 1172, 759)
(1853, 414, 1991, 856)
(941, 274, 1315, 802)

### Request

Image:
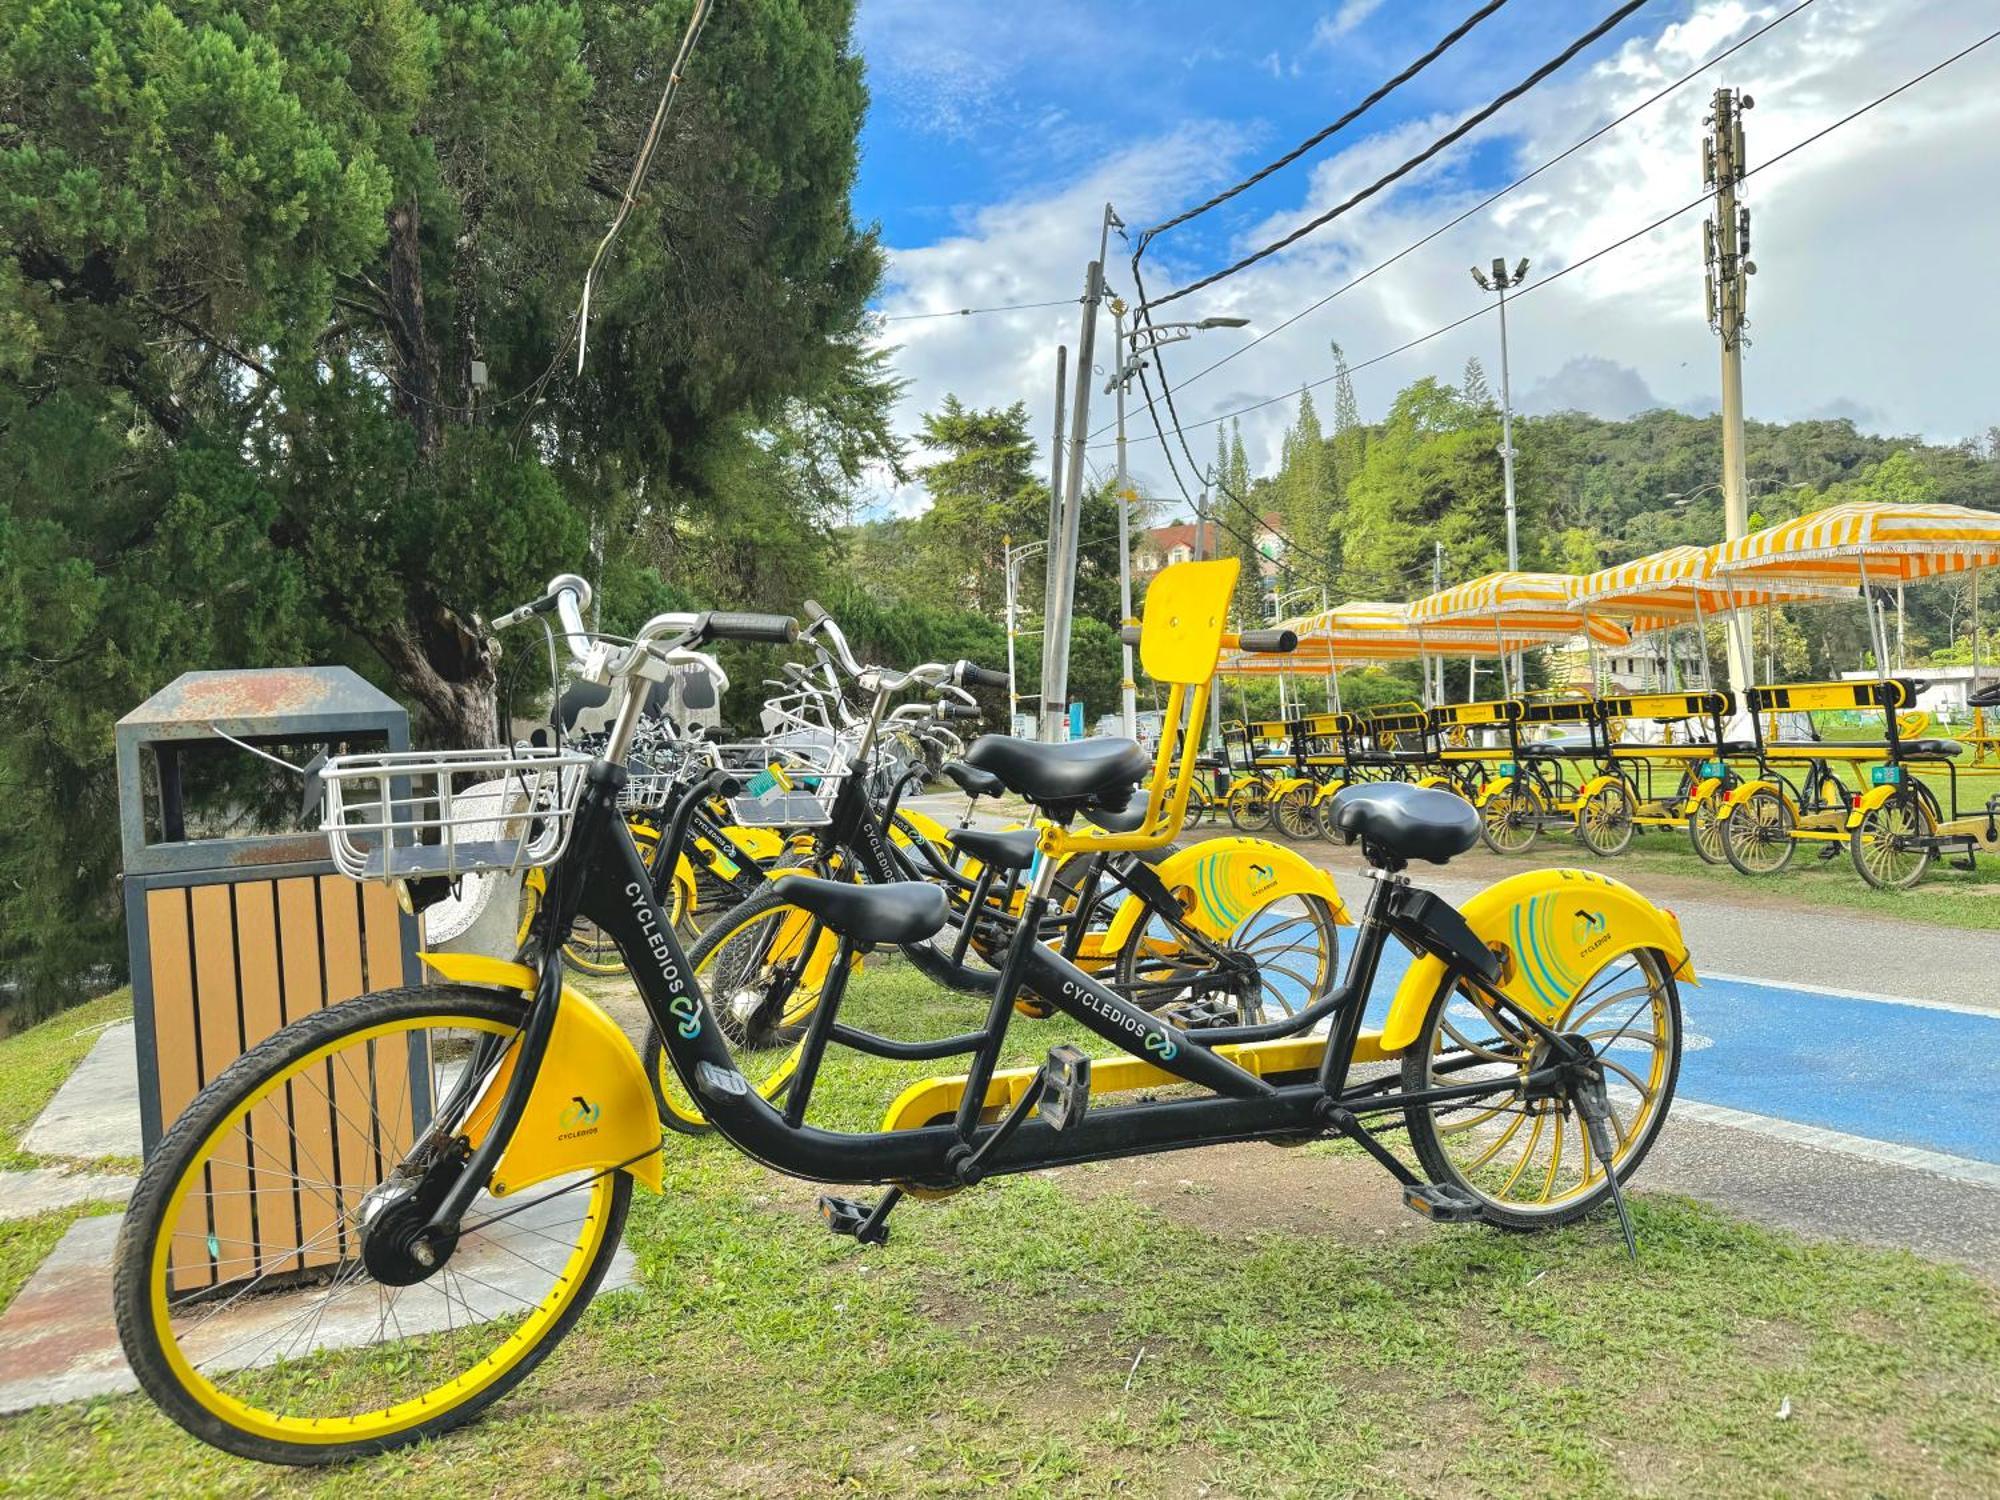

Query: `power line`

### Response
(879, 297, 1080, 323)
(1132, 0, 1513, 257)
(1141, 0, 1656, 313)
(1117, 24, 2000, 455)
(1102, 0, 1818, 432)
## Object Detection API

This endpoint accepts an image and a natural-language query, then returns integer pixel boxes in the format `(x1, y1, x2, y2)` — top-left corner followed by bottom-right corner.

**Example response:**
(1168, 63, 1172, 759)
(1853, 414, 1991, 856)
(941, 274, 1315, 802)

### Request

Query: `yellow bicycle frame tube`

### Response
(1378, 868, 1695, 1054)
(1038, 558, 1242, 859)
(418, 953, 664, 1196)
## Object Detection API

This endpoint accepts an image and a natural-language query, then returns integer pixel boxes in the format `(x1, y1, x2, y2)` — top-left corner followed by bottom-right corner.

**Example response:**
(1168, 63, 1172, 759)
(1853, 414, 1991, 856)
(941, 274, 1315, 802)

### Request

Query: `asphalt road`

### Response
(907, 794, 2000, 1278)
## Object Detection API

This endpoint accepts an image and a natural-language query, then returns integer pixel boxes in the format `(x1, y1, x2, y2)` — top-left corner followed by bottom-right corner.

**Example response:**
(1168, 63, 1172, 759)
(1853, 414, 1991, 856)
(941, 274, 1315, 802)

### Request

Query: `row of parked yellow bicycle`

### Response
(1201, 676, 1999, 890)
(1209, 499, 2000, 891)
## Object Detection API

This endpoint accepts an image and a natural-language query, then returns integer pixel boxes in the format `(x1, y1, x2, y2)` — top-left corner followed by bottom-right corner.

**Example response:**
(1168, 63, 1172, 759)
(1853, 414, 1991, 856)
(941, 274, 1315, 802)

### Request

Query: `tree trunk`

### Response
(384, 198, 443, 455)
(368, 609, 499, 749)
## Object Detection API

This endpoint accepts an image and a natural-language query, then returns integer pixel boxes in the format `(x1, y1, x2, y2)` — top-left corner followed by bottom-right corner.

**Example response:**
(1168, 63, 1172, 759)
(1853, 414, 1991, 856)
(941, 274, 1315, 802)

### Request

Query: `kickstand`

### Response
(1573, 1068, 1638, 1261)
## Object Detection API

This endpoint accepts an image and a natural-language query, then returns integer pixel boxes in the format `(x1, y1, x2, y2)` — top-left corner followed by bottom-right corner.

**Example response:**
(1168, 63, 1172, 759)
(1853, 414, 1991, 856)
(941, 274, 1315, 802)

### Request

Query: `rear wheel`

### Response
(1849, 787, 1936, 890)
(1273, 784, 1320, 841)
(113, 986, 631, 1465)
(1723, 789, 1796, 876)
(1401, 949, 1681, 1229)
(1575, 781, 1635, 857)
(1478, 782, 1542, 855)
(1226, 780, 1274, 834)
(1114, 888, 1341, 1025)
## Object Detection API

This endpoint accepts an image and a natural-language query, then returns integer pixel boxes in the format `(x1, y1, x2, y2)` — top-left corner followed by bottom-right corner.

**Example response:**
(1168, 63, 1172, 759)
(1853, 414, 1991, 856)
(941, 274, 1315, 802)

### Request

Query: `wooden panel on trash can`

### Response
(276, 877, 342, 1269)
(149, 886, 211, 1293)
(189, 885, 255, 1289)
(155, 874, 412, 1291)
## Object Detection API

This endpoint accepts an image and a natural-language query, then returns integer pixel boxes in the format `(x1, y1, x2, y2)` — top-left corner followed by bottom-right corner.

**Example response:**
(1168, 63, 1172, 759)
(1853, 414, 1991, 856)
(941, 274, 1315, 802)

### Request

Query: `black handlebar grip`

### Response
(957, 661, 1009, 690)
(1237, 628, 1298, 654)
(704, 768, 745, 800)
(702, 612, 799, 645)
(802, 598, 829, 625)
(1118, 625, 1141, 647)
(938, 703, 983, 721)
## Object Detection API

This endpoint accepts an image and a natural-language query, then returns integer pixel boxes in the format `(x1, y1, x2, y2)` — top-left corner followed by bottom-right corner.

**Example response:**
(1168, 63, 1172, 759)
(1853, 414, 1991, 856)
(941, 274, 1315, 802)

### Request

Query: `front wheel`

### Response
(1575, 781, 1635, 857)
(1478, 782, 1543, 855)
(1687, 791, 1726, 864)
(113, 985, 632, 1465)
(1400, 948, 1682, 1229)
(1849, 788, 1936, 890)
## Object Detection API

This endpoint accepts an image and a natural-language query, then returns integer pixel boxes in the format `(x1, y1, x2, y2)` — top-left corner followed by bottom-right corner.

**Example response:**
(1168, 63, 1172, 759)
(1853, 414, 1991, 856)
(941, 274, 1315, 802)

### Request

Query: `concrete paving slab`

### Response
(20, 1021, 142, 1161)
(0, 1184, 638, 1415)
(0, 1168, 134, 1222)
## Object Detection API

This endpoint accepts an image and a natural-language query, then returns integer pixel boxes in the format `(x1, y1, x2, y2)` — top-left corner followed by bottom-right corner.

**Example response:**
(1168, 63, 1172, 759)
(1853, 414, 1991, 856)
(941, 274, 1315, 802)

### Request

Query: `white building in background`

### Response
(1842, 664, 1992, 719)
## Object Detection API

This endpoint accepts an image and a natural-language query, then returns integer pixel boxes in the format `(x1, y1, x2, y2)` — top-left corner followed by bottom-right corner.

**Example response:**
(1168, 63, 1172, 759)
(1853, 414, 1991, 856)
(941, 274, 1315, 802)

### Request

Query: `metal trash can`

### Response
(117, 668, 418, 1287)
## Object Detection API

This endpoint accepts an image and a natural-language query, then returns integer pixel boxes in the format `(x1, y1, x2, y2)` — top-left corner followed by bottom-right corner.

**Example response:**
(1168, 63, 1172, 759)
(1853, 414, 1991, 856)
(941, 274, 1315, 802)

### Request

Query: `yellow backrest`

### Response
(1139, 558, 1239, 686)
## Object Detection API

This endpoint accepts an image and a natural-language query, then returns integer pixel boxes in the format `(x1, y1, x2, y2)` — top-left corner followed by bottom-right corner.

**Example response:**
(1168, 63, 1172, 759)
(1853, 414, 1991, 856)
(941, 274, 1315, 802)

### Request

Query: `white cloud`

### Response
(868, 0, 2000, 516)
(1313, 1, 1387, 50)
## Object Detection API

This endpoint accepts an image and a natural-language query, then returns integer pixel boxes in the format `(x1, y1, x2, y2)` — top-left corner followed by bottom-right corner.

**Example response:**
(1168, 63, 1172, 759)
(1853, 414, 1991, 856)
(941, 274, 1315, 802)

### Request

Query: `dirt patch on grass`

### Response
(1047, 1140, 1428, 1244)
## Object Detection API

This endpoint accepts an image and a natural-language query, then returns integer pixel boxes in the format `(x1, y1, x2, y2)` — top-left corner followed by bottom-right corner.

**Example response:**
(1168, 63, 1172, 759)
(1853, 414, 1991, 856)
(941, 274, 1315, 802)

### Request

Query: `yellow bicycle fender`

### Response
(416, 953, 663, 1196)
(1715, 777, 1782, 820)
(1577, 773, 1623, 802)
(1473, 775, 1515, 808)
(1101, 836, 1352, 950)
(719, 824, 787, 864)
(1377, 869, 1696, 1055)
(1414, 775, 1451, 791)
(1845, 782, 1902, 830)
(889, 807, 954, 849)
(1268, 777, 1314, 796)
(1686, 776, 1724, 809)
(1311, 779, 1350, 804)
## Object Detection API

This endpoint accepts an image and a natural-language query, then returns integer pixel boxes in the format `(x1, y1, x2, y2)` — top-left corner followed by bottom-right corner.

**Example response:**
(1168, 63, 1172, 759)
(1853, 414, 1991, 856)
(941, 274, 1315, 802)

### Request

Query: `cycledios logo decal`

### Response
(1572, 908, 1610, 954)
(628, 880, 701, 1037)
(1062, 979, 1178, 1061)
(558, 1094, 602, 1142)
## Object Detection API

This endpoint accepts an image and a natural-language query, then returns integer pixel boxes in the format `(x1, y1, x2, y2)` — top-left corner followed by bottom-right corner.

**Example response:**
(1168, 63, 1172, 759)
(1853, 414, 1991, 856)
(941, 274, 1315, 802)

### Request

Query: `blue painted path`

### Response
(1245, 908, 2000, 1168)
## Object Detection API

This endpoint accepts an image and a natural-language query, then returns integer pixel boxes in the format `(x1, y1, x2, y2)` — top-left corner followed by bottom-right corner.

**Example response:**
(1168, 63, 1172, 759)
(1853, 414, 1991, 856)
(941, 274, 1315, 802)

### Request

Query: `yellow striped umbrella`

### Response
(1218, 601, 1575, 678)
(1711, 500, 2000, 585)
(1578, 543, 1835, 634)
(1408, 571, 1632, 647)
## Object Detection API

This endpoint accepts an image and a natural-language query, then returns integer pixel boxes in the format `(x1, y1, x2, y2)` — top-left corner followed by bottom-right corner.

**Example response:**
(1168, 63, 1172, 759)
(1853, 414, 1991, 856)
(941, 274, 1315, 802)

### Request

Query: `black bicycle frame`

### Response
(429, 761, 1582, 1207)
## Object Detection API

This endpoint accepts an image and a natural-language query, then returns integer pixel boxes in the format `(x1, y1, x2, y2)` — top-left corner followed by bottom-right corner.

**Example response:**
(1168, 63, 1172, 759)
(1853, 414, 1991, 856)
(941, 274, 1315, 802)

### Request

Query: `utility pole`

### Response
(1110, 300, 1139, 738)
(1039, 346, 1068, 738)
(1004, 532, 1020, 731)
(1706, 85, 1757, 692)
(1432, 541, 1445, 705)
(1471, 256, 1529, 686)
(1043, 252, 1104, 740)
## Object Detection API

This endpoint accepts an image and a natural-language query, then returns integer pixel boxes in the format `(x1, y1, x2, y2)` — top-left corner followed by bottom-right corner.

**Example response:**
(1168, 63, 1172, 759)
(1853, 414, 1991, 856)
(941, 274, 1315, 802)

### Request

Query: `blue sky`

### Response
(850, 1, 2000, 516)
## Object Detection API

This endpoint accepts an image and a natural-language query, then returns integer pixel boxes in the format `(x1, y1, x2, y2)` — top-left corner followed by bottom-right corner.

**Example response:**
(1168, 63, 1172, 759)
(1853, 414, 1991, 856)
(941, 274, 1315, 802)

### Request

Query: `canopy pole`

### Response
(1974, 566, 1983, 693)
(1896, 583, 1906, 673)
(1692, 592, 1713, 691)
(1494, 619, 1511, 697)
(1858, 555, 1886, 672)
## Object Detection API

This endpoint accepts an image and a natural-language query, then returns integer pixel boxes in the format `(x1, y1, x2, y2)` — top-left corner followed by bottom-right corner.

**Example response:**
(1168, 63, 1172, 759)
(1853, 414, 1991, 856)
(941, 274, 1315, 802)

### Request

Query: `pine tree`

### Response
(1461, 356, 1495, 412)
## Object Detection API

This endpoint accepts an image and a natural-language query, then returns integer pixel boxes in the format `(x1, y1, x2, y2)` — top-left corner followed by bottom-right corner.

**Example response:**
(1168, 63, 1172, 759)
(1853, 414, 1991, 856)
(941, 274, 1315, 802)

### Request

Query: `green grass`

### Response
(0, 988, 132, 1168)
(1, 962, 1996, 1496)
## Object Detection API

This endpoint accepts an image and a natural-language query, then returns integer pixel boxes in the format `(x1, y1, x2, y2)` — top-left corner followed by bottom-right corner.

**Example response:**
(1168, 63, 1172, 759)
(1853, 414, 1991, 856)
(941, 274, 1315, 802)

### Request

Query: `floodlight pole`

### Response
(1705, 86, 1758, 693)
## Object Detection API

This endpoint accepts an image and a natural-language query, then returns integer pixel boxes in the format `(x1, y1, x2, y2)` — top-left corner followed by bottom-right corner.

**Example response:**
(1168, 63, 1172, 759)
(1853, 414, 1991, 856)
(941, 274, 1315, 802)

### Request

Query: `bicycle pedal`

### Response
(817, 1194, 890, 1245)
(1164, 998, 1239, 1030)
(1039, 1044, 1092, 1132)
(1402, 1182, 1484, 1223)
(1816, 844, 1841, 862)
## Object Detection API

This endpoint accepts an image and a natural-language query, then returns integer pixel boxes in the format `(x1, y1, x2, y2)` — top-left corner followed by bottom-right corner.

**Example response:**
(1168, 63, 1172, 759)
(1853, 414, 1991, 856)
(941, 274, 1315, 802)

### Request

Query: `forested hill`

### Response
(854, 369, 2000, 713)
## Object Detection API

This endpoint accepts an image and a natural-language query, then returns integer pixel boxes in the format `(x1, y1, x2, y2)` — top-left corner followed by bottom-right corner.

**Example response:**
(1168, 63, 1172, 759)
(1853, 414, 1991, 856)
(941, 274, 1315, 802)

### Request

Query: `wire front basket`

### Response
(320, 746, 593, 882)
(718, 736, 852, 828)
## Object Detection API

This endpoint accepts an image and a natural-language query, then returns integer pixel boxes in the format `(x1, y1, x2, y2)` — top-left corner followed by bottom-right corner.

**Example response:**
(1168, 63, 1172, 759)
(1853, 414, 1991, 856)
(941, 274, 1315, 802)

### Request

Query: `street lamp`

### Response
(1664, 478, 1808, 508)
(1468, 258, 1529, 572)
(1105, 304, 1252, 737)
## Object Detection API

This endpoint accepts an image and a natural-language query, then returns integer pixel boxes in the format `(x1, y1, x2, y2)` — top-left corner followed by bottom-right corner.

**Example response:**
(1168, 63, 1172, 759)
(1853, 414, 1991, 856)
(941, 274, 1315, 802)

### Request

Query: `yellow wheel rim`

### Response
(144, 1014, 616, 1446)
